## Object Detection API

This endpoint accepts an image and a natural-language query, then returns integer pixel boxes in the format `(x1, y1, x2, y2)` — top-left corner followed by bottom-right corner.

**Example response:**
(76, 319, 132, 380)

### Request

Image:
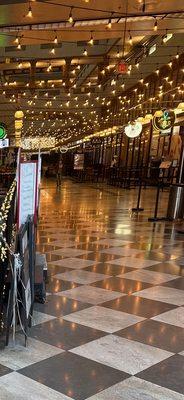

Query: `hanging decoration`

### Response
(117, 62, 128, 74)
(0, 124, 7, 140)
(21, 136, 56, 150)
(60, 146, 68, 153)
(124, 122, 143, 138)
(0, 180, 16, 262)
(153, 110, 175, 133)
(15, 110, 24, 147)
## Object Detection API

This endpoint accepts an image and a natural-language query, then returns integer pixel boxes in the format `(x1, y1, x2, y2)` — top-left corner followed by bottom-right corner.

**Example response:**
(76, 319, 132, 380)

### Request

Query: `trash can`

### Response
(167, 183, 184, 220)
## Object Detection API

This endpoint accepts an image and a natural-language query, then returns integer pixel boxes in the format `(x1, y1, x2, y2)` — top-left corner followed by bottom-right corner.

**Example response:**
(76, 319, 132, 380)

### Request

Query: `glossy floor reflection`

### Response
(0, 179, 184, 400)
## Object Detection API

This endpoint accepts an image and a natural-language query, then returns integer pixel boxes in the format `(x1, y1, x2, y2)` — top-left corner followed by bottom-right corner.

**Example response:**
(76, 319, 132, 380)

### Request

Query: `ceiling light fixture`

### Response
(162, 32, 173, 44)
(17, 42, 22, 50)
(128, 31, 132, 46)
(50, 47, 55, 54)
(26, 2, 33, 18)
(54, 33, 58, 44)
(107, 16, 112, 29)
(14, 34, 19, 44)
(88, 32, 94, 45)
(153, 18, 158, 32)
(47, 63, 52, 72)
(68, 7, 74, 24)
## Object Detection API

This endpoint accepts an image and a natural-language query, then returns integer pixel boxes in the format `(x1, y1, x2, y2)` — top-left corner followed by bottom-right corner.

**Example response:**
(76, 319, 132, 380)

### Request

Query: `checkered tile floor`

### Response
(1, 180, 184, 399)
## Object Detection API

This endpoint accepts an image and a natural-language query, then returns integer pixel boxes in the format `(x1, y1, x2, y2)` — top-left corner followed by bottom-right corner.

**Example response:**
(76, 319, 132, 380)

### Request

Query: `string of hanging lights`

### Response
(23, 0, 184, 19)
(0, 180, 16, 263)
(0, 2, 183, 145)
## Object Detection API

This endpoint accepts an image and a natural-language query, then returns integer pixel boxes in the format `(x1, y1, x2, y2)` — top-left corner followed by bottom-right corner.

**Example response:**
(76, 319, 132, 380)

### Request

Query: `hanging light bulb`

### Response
(17, 42, 22, 50)
(116, 49, 120, 58)
(26, 2, 33, 18)
(50, 47, 55, 54)
(68, 7, 74, 24)
(107, 17, 112, 29)
(88, 32, 94, 45)
(175, 52, 179, 59)
(128, 31, 133, 45)
(47, 63, 52, 72)
(154, 18, 158, 32)
(83, 48, 88, 56)
(54, 33, 58, 44)
(14, 34, 19, 44)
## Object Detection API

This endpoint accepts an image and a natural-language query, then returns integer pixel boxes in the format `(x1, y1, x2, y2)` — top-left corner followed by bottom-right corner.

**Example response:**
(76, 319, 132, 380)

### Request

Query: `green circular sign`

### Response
(0, 125, 6, 140)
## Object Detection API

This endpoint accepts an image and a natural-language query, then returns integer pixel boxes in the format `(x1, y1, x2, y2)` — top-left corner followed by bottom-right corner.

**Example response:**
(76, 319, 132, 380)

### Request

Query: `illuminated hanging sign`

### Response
(0, 124, 6, 140)
(74, 154, 84, 170)
(124, 122, 142, 138)
(60, 146, 68, 153)
(117, 62, 128, 74)
(0, 138, 9, 148)
(153, 110, 175, 134)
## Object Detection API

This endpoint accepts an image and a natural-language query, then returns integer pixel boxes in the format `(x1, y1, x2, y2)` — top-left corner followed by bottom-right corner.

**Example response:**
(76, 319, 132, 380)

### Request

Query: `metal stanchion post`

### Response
(179, 145, 184, 183)
(148, 182, 167, 222)
(174, 145, 184, 233)
(132, 179, 144, 212)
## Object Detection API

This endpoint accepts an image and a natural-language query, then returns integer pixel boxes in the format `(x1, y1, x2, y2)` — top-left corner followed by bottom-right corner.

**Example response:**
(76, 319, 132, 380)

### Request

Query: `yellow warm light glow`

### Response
(177, 102, 184, 110)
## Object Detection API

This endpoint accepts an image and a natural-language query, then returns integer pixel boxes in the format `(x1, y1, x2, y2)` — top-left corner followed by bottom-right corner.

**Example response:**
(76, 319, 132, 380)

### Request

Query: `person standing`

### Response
(57, 158, 63, 186)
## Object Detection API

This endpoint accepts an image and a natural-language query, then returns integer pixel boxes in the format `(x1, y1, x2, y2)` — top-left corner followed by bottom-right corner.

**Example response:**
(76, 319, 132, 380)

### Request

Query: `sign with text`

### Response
(153, 110, 175, 134)
(18, 161, 38, 228)
(0, 138, 9, 148)
(74, 154, 84, 170)
(0, 123, 6, 140)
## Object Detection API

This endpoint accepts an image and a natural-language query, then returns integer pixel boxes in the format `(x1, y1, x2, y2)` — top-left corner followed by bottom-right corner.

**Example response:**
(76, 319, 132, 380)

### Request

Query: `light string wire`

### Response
(0, 180, 16, 262)
(1, 235, 33, 340)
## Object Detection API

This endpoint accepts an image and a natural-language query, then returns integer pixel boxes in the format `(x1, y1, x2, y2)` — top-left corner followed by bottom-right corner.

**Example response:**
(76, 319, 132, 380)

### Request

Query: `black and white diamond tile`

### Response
(1, 181, 183, 400)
